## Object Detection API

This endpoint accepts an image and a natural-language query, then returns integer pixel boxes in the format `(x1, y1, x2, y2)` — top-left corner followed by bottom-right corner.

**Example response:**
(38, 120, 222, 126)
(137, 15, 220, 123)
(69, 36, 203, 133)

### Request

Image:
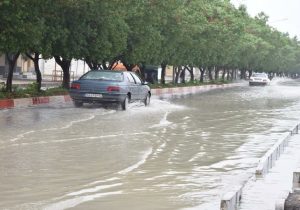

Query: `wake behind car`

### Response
(69, 70, 151, 110)
(249, 73, 270, 86)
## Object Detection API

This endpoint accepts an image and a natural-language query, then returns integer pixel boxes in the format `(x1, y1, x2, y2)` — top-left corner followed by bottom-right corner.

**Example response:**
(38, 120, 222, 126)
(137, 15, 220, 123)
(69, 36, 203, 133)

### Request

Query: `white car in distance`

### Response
(249, 73, 270, 86)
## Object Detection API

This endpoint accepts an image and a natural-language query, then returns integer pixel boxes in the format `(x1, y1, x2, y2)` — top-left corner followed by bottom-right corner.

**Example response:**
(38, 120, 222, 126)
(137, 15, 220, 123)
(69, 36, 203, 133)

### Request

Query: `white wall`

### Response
(39, 59, 90, 78)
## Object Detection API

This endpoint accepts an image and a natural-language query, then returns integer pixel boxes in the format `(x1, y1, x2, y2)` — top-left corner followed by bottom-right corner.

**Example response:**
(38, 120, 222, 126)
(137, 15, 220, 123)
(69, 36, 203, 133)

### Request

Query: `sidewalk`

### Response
(239, 134, 300, 210)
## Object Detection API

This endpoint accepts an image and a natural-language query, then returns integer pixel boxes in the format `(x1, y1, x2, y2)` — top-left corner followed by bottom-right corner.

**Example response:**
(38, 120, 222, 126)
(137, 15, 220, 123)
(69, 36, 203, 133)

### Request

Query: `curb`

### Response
(0, 95, 72, 109)
(220, 124, 300, 210)
(151, 83, 241, 96)
(0, 83, 241, 110)
(256, 125, 299, 176)
(220, 185, 243, 210)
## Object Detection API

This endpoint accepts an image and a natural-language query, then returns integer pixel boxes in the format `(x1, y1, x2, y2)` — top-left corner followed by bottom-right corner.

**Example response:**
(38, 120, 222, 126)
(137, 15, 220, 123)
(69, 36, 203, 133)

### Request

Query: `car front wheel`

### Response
(121, 96, 129, 111)
(144, 93, 150, 106)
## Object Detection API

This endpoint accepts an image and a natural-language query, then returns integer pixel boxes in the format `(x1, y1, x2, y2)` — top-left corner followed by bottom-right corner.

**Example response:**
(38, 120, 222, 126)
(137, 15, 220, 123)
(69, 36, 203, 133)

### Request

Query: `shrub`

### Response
(0, 83, 68, 99)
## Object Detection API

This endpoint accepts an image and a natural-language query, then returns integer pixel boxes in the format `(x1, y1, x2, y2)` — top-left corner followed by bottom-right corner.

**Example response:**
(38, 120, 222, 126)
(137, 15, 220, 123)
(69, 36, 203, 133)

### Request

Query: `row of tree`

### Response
(1, 0, 300, 92)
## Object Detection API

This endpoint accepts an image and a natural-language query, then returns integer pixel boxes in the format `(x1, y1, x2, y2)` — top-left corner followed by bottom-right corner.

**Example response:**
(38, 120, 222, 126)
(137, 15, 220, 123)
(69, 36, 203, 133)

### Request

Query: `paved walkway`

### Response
(239, 134, 300, 210)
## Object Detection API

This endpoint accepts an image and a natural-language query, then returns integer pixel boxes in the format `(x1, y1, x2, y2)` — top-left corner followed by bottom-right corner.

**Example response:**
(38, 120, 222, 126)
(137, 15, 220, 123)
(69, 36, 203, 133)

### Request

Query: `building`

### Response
(0, 54, 34, 78)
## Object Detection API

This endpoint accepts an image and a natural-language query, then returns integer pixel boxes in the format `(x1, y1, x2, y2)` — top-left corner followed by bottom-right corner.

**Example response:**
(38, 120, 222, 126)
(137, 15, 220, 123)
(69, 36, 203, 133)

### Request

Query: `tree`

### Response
(81, 0, 129, 70)
(0, 0, 44, 92)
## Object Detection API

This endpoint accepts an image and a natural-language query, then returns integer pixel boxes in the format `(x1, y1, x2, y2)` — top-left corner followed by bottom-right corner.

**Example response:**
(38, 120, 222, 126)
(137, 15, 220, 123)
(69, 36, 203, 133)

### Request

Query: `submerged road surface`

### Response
(1, 78, 300, 210)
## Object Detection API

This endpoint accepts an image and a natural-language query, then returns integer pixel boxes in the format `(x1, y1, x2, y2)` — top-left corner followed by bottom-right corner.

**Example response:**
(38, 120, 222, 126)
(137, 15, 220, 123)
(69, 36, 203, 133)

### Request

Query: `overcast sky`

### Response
(231, 0, 300, 38)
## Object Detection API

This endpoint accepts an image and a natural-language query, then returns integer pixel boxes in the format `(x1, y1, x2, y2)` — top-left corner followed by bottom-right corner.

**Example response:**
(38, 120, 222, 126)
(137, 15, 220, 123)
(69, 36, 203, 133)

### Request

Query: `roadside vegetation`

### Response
(1, 0, 300, 93)
(0, 83, 68, 99)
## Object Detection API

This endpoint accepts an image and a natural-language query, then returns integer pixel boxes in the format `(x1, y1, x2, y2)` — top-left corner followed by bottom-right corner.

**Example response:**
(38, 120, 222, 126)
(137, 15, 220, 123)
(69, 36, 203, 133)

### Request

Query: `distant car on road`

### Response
(69, 70, 151, 110)
(249, 73, 270, 86)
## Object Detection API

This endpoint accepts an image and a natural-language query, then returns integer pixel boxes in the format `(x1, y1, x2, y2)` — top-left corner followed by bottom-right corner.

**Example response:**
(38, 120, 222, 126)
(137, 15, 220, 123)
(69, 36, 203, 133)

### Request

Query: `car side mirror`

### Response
(142, 81, 149, 85)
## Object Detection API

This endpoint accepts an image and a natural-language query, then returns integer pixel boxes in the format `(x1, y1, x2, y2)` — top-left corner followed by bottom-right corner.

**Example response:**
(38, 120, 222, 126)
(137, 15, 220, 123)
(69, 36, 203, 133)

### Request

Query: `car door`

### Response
(126, 72, 139, 100)
(130, 72, 144, 100)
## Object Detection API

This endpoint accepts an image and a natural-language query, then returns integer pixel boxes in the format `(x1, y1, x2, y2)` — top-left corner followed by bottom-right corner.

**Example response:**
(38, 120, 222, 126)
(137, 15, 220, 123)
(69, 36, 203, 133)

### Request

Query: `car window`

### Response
(252, 73, 267, 78)
(81, 71, 123, 81)
(130, 73, 142, 84)
(127, 73, 135, 83)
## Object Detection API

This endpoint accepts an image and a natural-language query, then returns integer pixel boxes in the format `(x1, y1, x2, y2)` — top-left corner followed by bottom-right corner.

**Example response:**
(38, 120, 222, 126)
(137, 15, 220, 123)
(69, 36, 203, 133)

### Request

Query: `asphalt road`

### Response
(1, 78, 300, 210)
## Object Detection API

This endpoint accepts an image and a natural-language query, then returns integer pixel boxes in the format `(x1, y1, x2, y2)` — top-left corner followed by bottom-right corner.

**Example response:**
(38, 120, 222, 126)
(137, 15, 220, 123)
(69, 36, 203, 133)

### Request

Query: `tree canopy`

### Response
(1, 0, 300, 89)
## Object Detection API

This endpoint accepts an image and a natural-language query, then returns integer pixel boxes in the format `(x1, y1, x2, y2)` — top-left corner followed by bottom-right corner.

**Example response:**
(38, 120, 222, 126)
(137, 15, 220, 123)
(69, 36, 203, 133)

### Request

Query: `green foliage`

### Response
(1, 0, 300, 85)
(0, 83, 68, 99)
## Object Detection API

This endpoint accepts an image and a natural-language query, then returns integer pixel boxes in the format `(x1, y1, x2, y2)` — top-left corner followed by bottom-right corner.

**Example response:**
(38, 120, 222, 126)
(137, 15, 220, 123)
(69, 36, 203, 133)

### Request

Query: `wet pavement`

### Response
(1, 78, 300, 210)
(239, 133, 300, 210)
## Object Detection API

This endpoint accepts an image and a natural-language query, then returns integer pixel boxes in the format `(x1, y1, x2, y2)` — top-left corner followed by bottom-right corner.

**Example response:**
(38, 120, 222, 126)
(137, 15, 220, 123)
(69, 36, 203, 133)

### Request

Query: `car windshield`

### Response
(252, 73, 267, 78)
(80, 71, 123, 81)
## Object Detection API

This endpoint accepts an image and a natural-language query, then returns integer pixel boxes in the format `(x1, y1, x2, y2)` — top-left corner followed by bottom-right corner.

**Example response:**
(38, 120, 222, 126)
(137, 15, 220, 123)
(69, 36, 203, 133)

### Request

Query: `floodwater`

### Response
(1, 78, 300, 210)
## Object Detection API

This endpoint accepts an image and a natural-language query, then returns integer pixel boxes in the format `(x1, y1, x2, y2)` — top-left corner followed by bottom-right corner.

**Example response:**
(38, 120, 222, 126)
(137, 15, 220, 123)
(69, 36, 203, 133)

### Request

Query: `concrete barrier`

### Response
(0, 99, 14, 109)
(255, 124, 300, 176)
(220, 185, 243, 210)
(221, 124, 300, 210)
(0, 95, 71, 109)
(151, 83, 241, 97)
(256, 134, 291, 175)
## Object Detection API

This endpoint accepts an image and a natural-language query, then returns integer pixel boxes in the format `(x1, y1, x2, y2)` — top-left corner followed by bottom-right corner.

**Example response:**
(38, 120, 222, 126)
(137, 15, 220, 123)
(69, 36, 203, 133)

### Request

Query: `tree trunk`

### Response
(231, 69, 235, 80)
(161, 63, 167, 85)
(215, 67, 219, 80)
(185, 66, 194, 82)
(208, 67, 213, 81)
(54, 56, 71, 89)
(86, 60, 102, 70)
(102, 60, 109, 70)
(139, 63, 146, 81)
(180, 67, 186, 83)
(233, 69, 238, 80)
(122, 61, 135, 72)
(240, 69, 246, 79)
(222, 69, 226, 80)
(172, 66, 176, 84)
(174, 66, 182, 84)
(248, 69, 253, 79)
(5, 52, 20, 92)
(199, 67, 205, 82)
(26, 52, 42, 91)
(227, 69, 230, 80)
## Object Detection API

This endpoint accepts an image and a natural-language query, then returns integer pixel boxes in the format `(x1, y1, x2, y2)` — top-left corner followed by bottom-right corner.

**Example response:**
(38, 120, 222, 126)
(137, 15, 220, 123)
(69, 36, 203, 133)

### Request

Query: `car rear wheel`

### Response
(144, 93, 150, 106)
(121, 96, 129, 111)
(74, 101, 83, 108)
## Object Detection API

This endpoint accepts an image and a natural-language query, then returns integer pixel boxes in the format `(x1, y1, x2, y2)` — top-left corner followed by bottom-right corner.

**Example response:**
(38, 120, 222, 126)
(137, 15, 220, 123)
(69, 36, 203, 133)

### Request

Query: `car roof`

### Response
(89, 70, 123, 73)
(252, 73, 267, 76)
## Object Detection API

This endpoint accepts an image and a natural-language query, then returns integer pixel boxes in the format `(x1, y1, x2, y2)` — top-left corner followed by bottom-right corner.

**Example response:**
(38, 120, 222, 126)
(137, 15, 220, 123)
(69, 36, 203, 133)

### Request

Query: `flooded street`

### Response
(1, 78, 300, 210)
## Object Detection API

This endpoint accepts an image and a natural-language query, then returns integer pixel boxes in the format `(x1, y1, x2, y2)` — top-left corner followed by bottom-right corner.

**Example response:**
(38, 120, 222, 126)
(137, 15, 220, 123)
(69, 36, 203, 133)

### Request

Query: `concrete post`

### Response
(293, 169, 300, 192)
(275, 199, 285, 210)
(220, 186, 243, 210)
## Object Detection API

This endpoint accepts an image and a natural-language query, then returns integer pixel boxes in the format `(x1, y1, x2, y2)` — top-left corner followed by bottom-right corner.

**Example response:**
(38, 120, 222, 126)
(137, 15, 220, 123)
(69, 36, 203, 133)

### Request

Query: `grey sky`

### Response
(231, 0, 300, 38)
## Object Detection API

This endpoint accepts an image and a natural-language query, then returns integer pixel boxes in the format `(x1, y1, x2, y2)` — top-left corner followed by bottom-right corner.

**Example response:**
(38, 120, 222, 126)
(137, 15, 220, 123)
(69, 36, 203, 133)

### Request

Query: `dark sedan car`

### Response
(69, 70, 151, 110)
